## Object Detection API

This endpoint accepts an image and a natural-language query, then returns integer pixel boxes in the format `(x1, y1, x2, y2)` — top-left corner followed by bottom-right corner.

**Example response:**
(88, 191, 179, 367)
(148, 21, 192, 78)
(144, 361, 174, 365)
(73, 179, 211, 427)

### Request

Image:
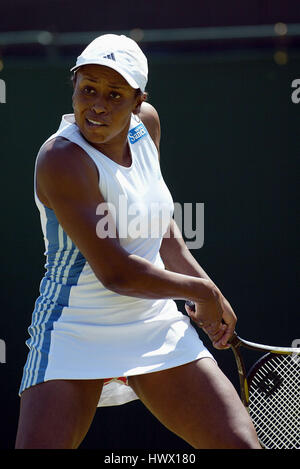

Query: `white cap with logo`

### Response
(70, 34, 148, 92)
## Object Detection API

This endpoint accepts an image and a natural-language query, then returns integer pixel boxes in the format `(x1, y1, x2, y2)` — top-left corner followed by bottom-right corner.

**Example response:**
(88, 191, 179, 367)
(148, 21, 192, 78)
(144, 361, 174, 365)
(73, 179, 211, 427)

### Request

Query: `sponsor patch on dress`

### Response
(128, 123, 148, 144)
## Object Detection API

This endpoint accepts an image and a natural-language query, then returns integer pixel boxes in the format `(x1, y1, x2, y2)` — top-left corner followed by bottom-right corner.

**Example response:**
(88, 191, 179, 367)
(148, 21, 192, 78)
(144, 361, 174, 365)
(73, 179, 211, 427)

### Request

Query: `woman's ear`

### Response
(70, 72, 77, 89)
(133, 92, 147, 115)
(71, 73, 77, 110)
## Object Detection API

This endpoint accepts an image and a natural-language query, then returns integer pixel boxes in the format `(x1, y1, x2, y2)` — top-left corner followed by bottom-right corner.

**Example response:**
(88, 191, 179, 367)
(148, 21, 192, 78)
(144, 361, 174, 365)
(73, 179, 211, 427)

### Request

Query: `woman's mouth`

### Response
(86, 118, 107, 127)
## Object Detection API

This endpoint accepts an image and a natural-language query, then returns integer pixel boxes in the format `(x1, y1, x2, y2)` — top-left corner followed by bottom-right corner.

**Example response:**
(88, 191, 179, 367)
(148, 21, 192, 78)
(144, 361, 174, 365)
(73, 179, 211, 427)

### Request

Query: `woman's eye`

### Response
(83, 86, 95, 95)
(110, 91, 121, 99)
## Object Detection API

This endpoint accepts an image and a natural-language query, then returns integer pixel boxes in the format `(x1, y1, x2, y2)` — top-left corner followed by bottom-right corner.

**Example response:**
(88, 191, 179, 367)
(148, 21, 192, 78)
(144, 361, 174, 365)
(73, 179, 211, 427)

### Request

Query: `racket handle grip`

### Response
(185, 301, 237, 344)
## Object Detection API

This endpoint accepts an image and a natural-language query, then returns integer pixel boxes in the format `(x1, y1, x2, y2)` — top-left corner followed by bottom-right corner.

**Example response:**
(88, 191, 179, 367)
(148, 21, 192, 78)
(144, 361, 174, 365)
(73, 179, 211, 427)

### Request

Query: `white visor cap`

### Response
(70, 34, 148, 92)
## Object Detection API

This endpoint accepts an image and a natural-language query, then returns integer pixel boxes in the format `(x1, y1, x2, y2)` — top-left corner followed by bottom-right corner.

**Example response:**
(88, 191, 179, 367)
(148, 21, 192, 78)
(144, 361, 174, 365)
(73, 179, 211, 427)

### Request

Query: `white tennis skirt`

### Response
(19, 296, 215, 407)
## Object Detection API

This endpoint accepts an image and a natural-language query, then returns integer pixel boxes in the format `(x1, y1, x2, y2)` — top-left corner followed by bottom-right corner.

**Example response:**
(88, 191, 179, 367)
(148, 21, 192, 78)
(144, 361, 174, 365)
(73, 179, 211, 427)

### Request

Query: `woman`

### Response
(15, 34, 260, 449)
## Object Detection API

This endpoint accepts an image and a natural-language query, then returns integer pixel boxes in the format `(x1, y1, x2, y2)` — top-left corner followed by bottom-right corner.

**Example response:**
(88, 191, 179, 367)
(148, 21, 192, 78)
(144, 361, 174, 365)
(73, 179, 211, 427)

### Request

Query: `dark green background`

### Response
(0, 49, 299, 449)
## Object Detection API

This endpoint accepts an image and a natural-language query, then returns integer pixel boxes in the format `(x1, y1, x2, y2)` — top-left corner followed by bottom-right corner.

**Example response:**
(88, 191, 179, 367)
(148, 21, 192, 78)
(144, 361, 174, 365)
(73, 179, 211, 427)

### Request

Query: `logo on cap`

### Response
(102, 53, 116, 61)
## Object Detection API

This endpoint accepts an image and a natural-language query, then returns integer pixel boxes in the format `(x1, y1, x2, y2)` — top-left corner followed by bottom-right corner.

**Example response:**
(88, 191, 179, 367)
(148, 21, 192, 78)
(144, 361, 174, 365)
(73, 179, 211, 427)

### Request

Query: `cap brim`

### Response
(70, 59, 140, 90)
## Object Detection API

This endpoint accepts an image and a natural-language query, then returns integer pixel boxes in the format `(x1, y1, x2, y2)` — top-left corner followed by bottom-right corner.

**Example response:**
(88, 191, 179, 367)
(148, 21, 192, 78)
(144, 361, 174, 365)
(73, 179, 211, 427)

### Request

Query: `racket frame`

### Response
(228, 331, 300, 409)
(185, 301, 299, 404)
(185, 301, 300, 449)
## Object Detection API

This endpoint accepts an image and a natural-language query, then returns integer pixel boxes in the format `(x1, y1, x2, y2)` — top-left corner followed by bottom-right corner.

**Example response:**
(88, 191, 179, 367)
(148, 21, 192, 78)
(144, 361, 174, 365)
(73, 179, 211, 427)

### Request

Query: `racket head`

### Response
(246, 352, 300, 449)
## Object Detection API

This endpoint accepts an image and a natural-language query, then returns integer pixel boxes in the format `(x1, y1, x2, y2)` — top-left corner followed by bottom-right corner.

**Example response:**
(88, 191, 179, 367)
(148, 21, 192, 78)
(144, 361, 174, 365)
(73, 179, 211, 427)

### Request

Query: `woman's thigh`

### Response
(15, 379, 104, 449)
(128, 358, 261, 449)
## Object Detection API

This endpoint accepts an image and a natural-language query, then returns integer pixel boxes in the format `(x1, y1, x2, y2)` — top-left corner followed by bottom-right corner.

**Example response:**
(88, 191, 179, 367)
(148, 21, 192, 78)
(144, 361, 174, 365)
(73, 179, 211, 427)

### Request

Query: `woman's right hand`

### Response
(185, 292, 225, 345)
(185, 293, 222, 326)
(185, 289, 237, 349)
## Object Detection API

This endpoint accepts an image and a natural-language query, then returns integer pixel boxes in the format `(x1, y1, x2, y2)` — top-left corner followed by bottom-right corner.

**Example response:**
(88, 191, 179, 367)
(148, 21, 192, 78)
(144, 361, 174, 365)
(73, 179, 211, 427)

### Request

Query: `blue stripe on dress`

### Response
(19, 207, 85, 394)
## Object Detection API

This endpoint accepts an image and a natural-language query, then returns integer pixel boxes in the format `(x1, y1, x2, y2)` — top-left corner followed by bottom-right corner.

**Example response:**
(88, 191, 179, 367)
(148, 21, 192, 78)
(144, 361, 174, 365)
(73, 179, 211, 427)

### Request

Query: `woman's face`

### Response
(72, 64, 143, 147)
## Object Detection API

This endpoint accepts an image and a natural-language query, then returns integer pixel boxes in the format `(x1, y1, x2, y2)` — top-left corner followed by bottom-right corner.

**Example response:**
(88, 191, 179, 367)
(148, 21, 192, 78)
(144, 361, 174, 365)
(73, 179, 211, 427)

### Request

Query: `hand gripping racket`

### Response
(185, 301, 300, 449)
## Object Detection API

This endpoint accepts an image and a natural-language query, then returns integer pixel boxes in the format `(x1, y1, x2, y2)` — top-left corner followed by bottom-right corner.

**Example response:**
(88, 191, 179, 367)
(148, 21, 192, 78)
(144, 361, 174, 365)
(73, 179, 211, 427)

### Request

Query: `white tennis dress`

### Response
(19, 113, 214, 406)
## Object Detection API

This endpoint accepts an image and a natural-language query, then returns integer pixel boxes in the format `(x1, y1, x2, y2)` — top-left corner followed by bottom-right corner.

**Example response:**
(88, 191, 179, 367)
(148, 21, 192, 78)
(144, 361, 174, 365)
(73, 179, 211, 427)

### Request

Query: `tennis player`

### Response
(15, 34, 260, 449)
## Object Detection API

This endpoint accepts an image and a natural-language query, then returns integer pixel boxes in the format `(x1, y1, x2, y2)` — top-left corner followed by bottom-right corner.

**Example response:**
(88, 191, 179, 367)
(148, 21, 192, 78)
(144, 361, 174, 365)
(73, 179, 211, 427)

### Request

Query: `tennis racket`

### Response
(185, 301, 300, 449)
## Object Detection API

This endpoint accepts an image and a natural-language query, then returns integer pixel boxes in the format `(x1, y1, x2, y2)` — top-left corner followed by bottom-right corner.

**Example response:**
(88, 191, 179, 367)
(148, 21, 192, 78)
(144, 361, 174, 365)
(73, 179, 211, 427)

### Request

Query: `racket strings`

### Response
(248, 354, 299, 449)
(250, 389, 296, 447)
(249, 356, 299, 448)
(250, 358, 299, 449)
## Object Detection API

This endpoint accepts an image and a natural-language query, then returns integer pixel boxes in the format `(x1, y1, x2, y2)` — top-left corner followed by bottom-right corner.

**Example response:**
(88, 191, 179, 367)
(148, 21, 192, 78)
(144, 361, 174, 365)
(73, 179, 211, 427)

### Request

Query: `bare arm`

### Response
(160, 219, 212, 280)
(141, 102, 213, 283)
(141, 103, 237, 348)
(36, 136, 218, 305)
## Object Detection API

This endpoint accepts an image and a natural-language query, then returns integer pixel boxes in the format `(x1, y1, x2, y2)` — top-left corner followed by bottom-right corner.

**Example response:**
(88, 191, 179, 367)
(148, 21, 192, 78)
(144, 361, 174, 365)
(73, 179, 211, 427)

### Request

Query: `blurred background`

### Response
(0, 0, 299, 450)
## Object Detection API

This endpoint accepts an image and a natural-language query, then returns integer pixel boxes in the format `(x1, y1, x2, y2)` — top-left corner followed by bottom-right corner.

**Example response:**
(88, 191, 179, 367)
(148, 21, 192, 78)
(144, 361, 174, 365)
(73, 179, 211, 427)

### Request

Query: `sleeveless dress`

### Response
(19, 113, 214, 406)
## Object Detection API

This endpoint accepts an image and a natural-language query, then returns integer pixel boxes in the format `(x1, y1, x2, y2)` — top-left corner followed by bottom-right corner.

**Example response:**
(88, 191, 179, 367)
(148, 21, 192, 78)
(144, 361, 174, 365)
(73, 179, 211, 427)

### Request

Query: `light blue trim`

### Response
(19, 207, 85, 394)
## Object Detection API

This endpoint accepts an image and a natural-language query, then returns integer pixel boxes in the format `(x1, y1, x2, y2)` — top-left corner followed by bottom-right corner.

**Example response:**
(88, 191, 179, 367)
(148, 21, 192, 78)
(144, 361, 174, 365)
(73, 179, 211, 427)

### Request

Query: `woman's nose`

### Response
(92, 97, 107, 114)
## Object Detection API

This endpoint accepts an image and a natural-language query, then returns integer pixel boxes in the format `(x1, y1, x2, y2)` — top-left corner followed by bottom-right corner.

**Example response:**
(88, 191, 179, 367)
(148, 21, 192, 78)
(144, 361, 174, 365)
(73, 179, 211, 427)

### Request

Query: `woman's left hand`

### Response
(209, 296, 237, 349)
(185, 295, 237, 350)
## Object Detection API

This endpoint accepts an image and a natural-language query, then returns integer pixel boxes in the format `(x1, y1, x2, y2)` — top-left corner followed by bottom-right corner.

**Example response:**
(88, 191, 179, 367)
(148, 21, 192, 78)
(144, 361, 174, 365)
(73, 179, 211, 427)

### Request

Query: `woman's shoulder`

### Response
(139, 102, 161, 152)
(38, 136, 94, 172)
(36, 136, 98, 197)
(36, 135, 100, 209)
